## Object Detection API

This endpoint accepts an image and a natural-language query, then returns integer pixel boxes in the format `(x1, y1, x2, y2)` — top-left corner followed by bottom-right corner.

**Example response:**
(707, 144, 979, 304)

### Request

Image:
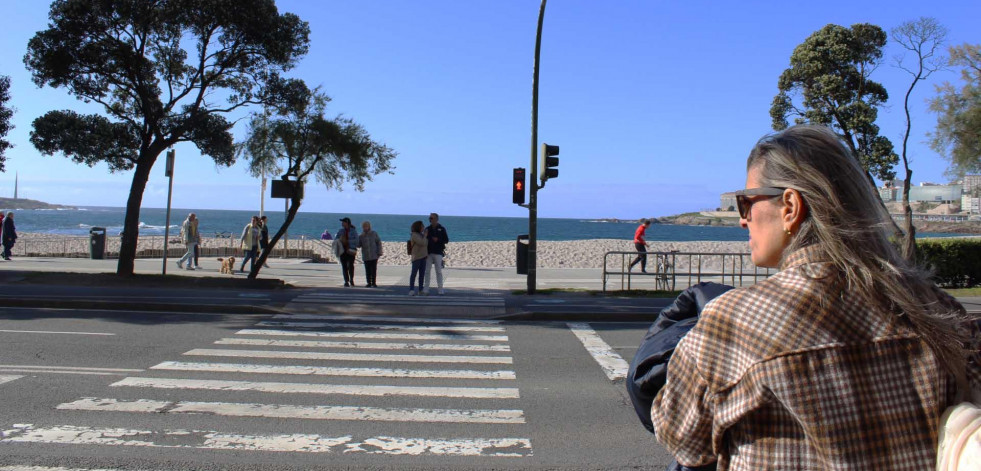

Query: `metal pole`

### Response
(528, 0, 547, 295)
(162, 149, 175, 275)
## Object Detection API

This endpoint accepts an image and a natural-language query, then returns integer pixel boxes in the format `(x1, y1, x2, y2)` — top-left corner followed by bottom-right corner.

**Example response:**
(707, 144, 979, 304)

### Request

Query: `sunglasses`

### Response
(734, 187, 787, 219)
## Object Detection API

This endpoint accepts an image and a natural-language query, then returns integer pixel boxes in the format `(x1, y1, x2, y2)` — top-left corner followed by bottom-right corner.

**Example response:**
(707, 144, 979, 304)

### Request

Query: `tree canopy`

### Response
(930, 43, 981, 178)
(238, 85, 396, 279)
(770, 23, 899, 182)
(0, 75, 12, 171)
(24, 0, 310, 275)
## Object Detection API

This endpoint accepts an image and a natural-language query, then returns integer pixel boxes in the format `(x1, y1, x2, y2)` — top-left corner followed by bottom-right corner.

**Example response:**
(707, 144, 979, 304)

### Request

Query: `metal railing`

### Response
(603, 250, 778, 292)
(10, 233, 330, 260)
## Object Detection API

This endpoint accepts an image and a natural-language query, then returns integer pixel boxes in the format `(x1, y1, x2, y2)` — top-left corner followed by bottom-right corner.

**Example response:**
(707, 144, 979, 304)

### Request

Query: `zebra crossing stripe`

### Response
(184, 348, 513, 364)
(0, 467, 121, 471)
(272, 314, 502, 324)
(58, 398, 525, 424)
(0, 424, 532, 456)
(112, 377, 520, 399)
(0, 375, 23, 385)
(236, 328, 508, 342)
(214, 337, 511, 352)
(567, 323, 629, 381)
(256, 321, 505, 333)
(151, 361, 517, 380)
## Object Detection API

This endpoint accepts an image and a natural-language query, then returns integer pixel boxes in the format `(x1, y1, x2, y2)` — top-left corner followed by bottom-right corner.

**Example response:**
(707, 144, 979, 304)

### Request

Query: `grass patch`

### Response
(944, 287, 981, 297)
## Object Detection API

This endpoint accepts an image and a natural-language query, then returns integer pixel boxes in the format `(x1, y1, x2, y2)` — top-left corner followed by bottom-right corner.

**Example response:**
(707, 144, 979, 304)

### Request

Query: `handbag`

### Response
(407, 240, 413, 256)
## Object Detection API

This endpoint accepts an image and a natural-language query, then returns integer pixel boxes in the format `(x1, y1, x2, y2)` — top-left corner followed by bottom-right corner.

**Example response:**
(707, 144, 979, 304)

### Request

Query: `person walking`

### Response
(423, 212, 449, 295)
(259, 215, 270, 268)
(239, 215, 260, 273)
(629, 219, 651, 273)
(408, 220, 428, 296)
(191, 215, 201, 269)
(358, 220, 383, 287)
(650, 125, 981, 470)
(336, 217, 359, 287)
(176, 213, 198, 270)
(1, 212, 17, 261)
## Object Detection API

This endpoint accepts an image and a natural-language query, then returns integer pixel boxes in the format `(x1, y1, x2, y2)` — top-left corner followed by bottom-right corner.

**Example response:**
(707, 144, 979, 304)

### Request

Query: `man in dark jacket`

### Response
(423, 212, 449, 295)
(2, 211, 16, 260)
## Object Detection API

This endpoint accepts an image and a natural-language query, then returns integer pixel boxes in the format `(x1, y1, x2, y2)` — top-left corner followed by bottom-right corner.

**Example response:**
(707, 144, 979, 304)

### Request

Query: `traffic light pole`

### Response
(527, 0, 547, 295)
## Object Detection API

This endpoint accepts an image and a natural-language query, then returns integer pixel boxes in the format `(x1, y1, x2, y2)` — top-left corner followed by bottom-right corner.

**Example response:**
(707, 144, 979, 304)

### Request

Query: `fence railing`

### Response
(603, 250, 778, 292)
(10, 234, 333, 261)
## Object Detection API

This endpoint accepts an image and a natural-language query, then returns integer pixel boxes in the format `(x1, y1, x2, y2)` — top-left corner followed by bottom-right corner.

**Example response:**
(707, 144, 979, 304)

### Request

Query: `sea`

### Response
(7, 206, 972, 242)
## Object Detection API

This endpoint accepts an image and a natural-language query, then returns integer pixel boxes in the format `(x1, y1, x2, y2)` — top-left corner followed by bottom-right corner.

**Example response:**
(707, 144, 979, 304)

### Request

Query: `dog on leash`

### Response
(217, 256, 236, 274)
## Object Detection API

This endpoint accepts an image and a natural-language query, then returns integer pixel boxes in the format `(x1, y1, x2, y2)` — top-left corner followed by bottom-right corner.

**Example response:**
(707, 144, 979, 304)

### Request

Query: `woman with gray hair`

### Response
(651, 125, 980, 470)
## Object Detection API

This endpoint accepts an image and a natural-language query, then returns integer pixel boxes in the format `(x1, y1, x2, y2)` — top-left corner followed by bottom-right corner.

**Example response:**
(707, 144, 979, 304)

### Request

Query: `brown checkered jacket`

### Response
(651, 245, 981, 470)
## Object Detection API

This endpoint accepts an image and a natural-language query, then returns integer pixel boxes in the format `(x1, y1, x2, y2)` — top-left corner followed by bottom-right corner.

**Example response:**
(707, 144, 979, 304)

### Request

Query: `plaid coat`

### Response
(652, 245, 980, 470)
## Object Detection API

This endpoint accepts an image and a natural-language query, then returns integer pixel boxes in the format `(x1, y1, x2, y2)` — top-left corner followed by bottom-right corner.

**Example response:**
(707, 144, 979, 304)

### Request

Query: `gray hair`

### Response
(748, 124, 974, 383)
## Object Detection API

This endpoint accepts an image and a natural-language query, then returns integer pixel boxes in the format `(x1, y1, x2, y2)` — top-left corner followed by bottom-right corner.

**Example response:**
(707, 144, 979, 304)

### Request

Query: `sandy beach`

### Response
(11, 233, 751, 270)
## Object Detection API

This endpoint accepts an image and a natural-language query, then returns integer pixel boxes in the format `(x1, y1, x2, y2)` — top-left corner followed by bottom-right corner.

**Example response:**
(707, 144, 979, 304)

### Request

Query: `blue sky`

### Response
(0, 1, 978, 219)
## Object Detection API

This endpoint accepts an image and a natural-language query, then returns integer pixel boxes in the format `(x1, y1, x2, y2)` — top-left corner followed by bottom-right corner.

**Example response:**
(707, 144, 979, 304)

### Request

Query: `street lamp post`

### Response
(527, 0, 547, 295)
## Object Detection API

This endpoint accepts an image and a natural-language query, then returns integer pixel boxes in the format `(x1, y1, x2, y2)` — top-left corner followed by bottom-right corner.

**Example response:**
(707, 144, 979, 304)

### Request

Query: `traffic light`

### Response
(541, 143, 559, 182)
(513, 167, 526, 204)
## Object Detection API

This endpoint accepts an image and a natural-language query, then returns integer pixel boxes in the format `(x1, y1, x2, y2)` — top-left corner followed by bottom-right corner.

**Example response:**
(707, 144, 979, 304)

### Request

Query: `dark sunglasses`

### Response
(734, 187, 787, 218)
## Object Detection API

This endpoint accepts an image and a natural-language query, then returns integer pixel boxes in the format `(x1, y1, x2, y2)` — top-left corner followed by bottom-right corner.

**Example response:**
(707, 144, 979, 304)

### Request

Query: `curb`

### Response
(1, 298, 285, 315)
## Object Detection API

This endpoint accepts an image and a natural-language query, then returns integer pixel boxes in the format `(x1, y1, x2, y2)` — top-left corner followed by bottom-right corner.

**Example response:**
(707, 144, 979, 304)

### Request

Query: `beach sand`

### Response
(13, 233, 752, 270)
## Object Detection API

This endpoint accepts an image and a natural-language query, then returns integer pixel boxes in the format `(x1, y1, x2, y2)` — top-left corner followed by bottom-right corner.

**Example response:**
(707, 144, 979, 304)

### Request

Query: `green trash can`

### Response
(89, 227, 106, 259)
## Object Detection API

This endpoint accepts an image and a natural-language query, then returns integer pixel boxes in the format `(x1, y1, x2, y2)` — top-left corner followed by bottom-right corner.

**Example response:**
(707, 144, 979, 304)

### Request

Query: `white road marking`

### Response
(0, 330, 114, 336)
(0, 424, 532, 456)
(0, 365, 143, 376)
(237, 328, 508, 342)
(112, 377, 520, 399)
(272, 314, 501, 325)
(214, 337, 511, 352)
(567, 322, 629, 381)
(256, 321, 505, 333)
(0, 375, 23, 385)
(151, 361, 516, 380)
(58, 397, 525, 424)
(184, 348, 513, 364)
(0, 467, 122, 471)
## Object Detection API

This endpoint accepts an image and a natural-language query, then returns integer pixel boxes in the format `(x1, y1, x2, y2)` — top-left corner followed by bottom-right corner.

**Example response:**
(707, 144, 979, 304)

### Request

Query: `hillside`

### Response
(0, 197, 76, 210)
(654, 211, 981, 234)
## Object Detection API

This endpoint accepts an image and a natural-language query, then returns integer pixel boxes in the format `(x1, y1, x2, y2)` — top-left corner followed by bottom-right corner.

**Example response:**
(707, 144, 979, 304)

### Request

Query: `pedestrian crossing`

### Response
(0, 313, 532, 459)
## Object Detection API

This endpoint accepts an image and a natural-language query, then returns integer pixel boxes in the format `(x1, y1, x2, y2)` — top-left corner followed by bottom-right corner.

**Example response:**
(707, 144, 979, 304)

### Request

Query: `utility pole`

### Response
(528, 0, 547, 295)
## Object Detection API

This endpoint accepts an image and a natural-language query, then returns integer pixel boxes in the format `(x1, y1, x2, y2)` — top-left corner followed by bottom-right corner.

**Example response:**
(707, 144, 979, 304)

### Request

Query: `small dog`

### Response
(217, 256, 236, 274)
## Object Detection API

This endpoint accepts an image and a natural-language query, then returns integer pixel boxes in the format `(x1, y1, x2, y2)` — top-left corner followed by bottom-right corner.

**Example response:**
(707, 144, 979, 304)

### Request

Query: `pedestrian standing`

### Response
(629, 219, 652, 273)
(1, 212, 17, 261)
(423, 212, 449, 295)
(176, 213, 197, 270)
(336, 217, 359, 287)
(239, 215, 260, 273)
(358, 220, 383, 287)
(408, 220, 428, 296)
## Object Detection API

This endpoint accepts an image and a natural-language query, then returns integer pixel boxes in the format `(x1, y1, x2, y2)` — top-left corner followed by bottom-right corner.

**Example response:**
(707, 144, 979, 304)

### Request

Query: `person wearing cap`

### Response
(335, 217, 359, 287)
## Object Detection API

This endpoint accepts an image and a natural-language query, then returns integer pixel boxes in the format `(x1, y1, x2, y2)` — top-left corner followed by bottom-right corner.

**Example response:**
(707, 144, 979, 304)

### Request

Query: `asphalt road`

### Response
(0, 307, 670, 470)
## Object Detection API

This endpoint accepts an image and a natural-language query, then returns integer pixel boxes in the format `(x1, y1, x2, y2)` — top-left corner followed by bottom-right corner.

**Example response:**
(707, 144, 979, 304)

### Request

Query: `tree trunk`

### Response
(249, 193, 302, 280)
(901, 169, 917, 261)
(116, 156, 156, 276)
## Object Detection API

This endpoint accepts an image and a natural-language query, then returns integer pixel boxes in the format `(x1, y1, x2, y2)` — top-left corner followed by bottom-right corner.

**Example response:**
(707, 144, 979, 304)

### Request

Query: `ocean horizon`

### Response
(7, 206, 971, 243)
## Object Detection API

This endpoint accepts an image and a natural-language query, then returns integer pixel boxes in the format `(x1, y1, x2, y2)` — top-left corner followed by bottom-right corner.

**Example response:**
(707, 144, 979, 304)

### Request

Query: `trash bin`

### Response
(89, 227, 106, 260)
(516, 234, 529, 275)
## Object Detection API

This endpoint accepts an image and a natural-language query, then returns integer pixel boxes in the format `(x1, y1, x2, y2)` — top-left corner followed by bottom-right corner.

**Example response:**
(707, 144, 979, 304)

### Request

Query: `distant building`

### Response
(964, 175, 981, 196)
(719, 192, 736, 212)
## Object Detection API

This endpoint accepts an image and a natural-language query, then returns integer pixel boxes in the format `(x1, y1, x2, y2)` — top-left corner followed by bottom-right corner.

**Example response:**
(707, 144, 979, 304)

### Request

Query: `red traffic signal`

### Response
(513, 167, 526, 204)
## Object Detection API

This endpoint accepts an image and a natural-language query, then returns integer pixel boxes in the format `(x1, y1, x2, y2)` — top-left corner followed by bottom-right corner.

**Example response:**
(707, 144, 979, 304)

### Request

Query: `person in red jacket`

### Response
(629, 219, 651, 272)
